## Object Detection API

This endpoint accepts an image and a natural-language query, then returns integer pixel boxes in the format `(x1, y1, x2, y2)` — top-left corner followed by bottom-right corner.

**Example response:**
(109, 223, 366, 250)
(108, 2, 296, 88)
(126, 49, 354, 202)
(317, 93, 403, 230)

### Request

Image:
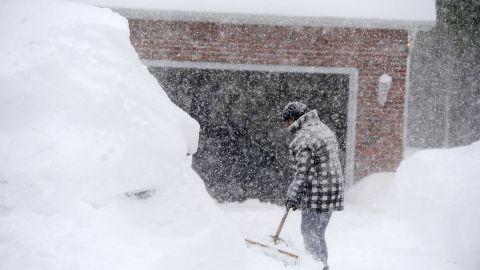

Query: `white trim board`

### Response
(403, 30, 417, 158)
(143, 59, 358, 188)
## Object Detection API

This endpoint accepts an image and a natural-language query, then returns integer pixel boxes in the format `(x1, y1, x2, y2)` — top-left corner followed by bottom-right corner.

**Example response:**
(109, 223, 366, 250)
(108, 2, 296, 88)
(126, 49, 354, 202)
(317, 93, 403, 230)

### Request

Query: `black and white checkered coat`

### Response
(286, 109, 344, 212)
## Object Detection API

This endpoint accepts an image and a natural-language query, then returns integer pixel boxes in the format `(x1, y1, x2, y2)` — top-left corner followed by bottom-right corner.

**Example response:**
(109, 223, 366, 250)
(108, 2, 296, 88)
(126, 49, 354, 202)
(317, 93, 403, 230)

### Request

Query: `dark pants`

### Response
(301, 210, 332, 266)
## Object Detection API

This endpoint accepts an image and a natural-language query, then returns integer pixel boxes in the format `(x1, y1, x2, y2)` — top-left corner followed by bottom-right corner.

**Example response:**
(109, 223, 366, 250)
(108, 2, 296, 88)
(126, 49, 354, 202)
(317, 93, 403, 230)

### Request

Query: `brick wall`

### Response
(128, 19, 409, 180)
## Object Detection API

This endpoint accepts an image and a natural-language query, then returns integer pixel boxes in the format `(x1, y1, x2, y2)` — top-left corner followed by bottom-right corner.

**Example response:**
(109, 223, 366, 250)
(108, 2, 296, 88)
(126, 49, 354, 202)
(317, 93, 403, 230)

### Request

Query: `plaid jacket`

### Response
(286, 110, 344, 212)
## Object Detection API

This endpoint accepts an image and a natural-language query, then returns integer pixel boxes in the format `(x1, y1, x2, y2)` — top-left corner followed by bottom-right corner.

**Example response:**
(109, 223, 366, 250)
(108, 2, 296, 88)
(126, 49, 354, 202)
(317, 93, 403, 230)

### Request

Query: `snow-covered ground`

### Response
(1, 1, 478, 270)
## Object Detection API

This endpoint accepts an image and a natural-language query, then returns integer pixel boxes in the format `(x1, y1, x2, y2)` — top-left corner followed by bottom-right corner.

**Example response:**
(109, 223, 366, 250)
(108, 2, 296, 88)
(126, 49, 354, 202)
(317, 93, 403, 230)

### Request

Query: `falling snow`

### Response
(0, 0, 479, 270)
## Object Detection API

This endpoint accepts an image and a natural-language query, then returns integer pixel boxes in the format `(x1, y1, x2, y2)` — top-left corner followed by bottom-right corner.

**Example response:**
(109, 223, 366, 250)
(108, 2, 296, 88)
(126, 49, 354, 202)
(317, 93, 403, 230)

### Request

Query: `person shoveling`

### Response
(283, 101, 345, 270)
(246, 102, 345, 269)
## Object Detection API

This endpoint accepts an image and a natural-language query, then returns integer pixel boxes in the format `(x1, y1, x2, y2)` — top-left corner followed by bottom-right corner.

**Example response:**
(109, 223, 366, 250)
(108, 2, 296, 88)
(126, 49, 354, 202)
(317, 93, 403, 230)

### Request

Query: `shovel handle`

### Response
(272, 207, 290, 245)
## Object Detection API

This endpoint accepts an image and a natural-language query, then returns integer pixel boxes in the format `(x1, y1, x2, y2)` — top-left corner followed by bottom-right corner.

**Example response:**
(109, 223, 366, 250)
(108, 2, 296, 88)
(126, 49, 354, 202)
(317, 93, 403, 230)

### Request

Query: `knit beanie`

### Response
(282, 101, 309, 122)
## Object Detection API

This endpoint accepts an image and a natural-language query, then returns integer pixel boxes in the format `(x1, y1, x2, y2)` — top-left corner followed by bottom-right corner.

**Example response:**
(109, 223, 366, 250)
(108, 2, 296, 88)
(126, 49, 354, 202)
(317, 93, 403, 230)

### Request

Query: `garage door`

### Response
(150, 67, 349, 203)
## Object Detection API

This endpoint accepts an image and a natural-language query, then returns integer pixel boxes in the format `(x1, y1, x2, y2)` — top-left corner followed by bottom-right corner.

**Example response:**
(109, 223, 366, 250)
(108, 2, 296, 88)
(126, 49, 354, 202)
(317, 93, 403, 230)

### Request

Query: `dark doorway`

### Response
(149, 67, 349, 203)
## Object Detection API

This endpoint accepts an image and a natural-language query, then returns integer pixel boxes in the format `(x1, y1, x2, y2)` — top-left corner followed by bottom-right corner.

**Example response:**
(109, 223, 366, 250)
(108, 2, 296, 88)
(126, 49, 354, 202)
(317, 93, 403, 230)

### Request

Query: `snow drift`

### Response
(396, 142, 480, 269)
(0, 1, 245, 269)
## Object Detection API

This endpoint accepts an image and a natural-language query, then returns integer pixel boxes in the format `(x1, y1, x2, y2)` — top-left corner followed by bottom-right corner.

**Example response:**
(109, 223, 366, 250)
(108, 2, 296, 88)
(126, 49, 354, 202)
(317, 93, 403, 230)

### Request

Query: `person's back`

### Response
(282, 102, 344, 270)
(287, 108, 344, 212)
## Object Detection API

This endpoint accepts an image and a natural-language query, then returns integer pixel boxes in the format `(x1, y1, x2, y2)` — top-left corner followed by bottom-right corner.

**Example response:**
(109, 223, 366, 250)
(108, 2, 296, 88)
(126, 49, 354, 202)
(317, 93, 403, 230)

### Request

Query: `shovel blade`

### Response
(245, 238, 298, 265)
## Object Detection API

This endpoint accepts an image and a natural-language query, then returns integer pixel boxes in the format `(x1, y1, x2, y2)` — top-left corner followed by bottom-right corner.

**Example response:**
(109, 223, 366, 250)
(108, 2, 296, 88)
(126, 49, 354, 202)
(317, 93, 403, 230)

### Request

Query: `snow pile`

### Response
(0, 1, 246, 269)
(396, 141, 480, 269)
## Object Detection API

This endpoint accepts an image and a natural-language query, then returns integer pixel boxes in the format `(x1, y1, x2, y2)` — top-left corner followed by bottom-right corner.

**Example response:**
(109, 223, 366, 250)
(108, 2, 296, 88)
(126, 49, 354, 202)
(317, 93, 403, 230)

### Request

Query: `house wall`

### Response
(128, 19, 409, 180)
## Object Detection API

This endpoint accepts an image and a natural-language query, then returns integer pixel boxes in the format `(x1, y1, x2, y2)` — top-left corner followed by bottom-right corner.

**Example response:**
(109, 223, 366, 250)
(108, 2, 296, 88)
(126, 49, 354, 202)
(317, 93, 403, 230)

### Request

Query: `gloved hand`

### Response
(285, 199, 298, 211)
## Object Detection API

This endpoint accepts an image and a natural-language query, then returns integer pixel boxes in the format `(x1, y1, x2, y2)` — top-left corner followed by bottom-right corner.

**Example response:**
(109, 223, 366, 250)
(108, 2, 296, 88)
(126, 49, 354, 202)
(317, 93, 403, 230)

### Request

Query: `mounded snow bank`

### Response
(0, 1, 245, 269)
(396, 141, 480, 269)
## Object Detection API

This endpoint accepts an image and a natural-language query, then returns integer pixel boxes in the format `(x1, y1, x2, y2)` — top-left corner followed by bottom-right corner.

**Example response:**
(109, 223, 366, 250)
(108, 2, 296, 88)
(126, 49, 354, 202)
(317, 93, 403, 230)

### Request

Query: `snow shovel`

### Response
(245, 207, 299, 263)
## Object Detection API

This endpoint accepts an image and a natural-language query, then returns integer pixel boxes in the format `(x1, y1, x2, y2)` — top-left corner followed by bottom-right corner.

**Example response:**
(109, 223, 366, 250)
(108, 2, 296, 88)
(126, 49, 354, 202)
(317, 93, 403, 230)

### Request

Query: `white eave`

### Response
(114, 8, 435, 31)
(69, 0, 436, 31)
